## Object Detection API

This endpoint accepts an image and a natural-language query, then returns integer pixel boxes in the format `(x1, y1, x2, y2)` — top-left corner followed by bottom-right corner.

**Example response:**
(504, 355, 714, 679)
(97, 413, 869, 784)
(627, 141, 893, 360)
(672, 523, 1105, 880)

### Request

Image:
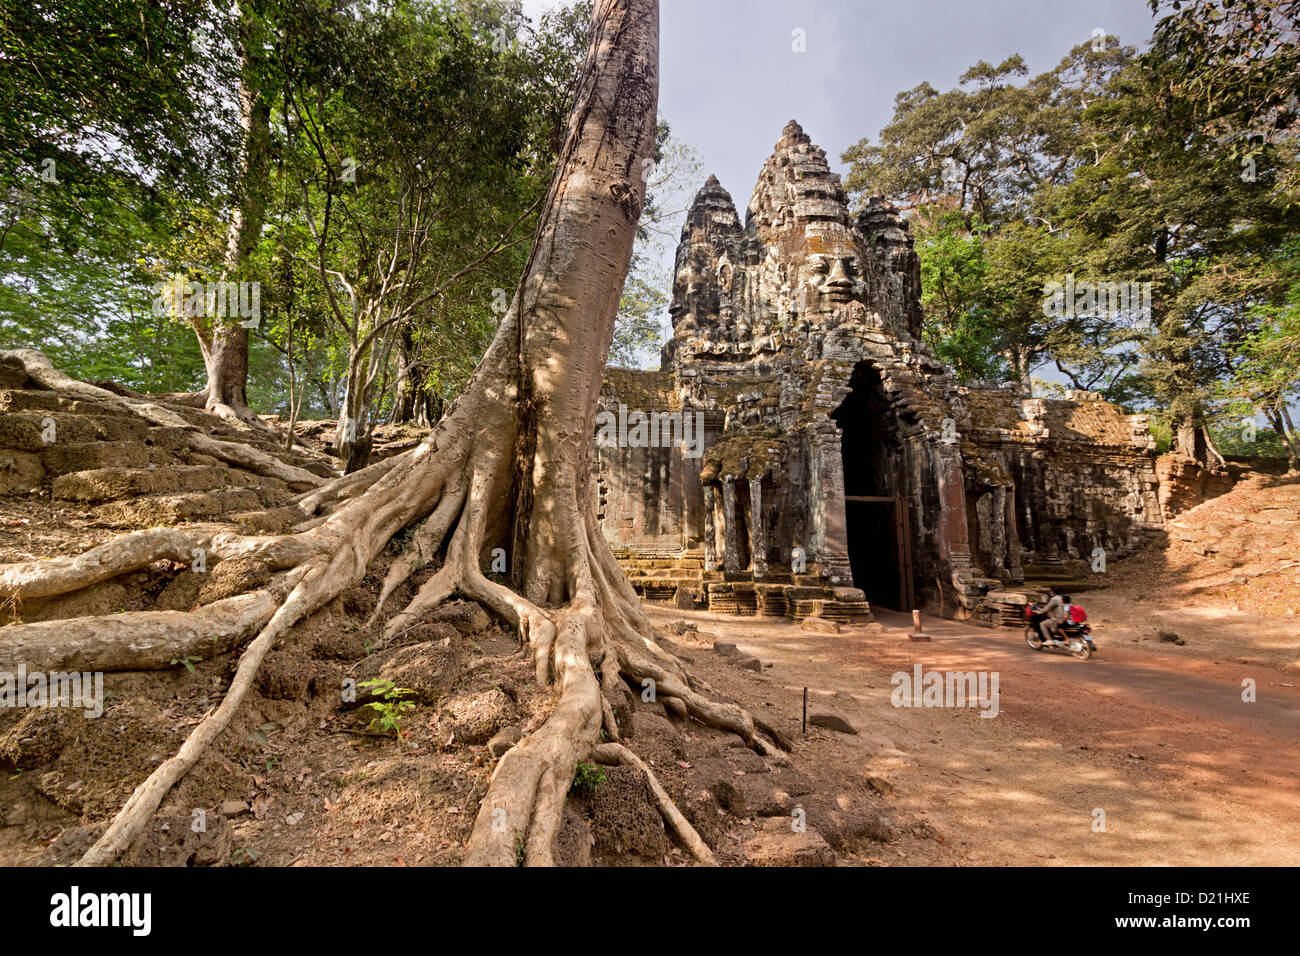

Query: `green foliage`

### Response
(570, 760, 606, 795)
(357, 678, 417, 737)
(0, 0, 238, 207)
(230, 846, 262, 866)
(1213, 238, 1300, 463)
(914, 209, 1005, 382)
(169, 656, 201, 675)
(844, 4, 1300, 457)
(0, 0, 594, 428)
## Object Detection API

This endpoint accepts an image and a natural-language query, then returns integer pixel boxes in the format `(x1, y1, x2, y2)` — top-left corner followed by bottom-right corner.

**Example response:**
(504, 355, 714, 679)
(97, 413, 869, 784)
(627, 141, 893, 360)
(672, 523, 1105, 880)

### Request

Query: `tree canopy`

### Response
(843, 0, 1300, 465)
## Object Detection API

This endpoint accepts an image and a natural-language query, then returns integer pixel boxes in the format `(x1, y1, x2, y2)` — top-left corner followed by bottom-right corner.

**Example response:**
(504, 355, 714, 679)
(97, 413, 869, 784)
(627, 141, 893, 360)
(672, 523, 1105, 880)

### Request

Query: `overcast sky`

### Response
(523, 0, 1158, 209)
(519, 0, 1164, 368)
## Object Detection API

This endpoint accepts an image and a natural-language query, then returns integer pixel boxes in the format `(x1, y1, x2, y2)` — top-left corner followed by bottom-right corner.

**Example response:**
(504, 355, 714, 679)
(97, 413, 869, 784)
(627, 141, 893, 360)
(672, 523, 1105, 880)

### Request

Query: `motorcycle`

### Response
(1024, 603, 1097, 660)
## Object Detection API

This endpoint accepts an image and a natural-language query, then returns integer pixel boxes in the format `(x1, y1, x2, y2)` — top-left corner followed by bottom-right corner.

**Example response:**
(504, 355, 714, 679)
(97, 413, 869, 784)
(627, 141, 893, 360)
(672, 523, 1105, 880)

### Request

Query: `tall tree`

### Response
(4, 0, 778, 868)
(1041, 5, 1300, 466)
(279, 0, 565, 470)
(843, 42, 1134, 390)
(193, 0, 275, 424)
(0, 0, 236, 390)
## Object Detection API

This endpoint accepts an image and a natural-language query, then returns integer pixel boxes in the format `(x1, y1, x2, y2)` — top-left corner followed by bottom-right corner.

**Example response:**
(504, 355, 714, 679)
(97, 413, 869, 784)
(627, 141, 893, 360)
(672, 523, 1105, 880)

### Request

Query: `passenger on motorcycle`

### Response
(1040, 587, 1067, 642)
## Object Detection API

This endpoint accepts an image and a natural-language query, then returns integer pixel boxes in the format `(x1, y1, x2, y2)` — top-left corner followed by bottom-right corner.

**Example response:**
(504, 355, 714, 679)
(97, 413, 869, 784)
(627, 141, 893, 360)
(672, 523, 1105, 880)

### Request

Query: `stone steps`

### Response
(0, 411, 149, 450)
(0, 389, 132, 416)
(52, 464, 280, 503)
(91, 487, 268, 526)
(38, 441, 153, 476)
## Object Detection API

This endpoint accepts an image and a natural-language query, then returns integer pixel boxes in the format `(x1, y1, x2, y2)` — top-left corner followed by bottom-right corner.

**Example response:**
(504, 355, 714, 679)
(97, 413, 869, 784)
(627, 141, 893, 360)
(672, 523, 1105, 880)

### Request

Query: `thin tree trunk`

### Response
(393, 327, 438, 425)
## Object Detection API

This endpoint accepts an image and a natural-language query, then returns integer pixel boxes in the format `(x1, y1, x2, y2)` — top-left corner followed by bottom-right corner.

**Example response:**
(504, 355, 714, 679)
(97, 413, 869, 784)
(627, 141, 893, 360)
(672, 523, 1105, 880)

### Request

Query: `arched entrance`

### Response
(830, 362, 916, 610)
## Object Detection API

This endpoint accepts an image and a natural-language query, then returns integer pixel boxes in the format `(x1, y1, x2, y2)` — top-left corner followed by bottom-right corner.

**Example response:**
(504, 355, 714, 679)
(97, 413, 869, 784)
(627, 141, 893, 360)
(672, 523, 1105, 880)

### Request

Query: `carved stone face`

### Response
(804, 251, 865, 309)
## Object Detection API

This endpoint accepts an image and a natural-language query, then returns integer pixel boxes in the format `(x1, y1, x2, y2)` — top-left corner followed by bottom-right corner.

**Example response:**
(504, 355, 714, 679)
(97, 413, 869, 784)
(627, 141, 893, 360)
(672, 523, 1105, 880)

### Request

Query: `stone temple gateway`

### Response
(593, 122, 1164, 623)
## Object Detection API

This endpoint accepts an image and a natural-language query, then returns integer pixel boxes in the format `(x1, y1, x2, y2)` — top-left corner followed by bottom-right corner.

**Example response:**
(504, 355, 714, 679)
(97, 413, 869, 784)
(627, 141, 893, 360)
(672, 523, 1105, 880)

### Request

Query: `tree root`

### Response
(0, 526, 324, 603)
(2, 0, 780, 868)
(591, 743, 717, 865)
(463, 609, 603, 867)
(0, 589, 282, 672)
(2, 406, 781, 867)
(2, 349, 781, 871)
(76, 563, 312, 866)
(295, 453, 406, 517)
(368, 479, 464, 626)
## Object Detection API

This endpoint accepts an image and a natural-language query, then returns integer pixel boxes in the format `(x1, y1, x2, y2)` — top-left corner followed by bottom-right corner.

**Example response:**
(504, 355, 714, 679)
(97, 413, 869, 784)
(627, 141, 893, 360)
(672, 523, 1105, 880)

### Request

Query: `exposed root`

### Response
(368, 479, 464, 626)
(382, 562, 460, 640)
(296, 453, 407, 517)
(75, 563, 311, 866)
(591, 743, 717, 865)
(160, 420, 324, 490)
(0, 529, 200, 601)
(0, 589, 282, 673)
(206, 398, 281, 440)
(612, 639, 784, 761)
(155, 388, 209, 409)
(3, 0, 782, 870)
(0, 526, 326, 603)
(463, 610, 603, 867)
(597, 651, 624, 739)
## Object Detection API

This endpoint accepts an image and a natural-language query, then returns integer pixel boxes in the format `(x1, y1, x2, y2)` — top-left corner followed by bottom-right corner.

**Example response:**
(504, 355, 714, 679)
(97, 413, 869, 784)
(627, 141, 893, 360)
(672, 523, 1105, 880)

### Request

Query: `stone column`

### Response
(748, 477, 768, 576)
(721, 478, 740, 574)
(1003, 481, 1024, 581)
(934, 448, 971, 562)
(702, 484, 718, 571)
(806, 422, 852, 584)
(679, 409, 706, 550)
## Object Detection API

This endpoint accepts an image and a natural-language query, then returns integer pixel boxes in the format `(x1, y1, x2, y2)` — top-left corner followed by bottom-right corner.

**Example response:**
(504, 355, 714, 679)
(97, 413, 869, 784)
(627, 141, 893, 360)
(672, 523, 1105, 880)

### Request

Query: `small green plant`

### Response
(515, 832, 527, 866)
(245, 722, 276, 747)
(570, 761, 606, 795)
(230, 846, 261, 866)
(358, 678, 416, 737)
(170, 655, 200, 674)
(387, 525, 417, 554)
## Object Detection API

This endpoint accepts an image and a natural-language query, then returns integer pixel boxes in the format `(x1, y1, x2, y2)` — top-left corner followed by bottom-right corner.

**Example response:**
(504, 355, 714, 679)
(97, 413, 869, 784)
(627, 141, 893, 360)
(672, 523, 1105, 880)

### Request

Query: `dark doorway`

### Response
(843, 499, 900, 608)
(831, 363, 915, 610)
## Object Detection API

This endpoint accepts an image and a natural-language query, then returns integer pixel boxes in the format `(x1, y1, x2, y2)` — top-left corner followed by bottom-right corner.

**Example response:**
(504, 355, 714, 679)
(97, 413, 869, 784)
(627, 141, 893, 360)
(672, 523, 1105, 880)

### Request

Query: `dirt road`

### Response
(649, 605, 1300, 866)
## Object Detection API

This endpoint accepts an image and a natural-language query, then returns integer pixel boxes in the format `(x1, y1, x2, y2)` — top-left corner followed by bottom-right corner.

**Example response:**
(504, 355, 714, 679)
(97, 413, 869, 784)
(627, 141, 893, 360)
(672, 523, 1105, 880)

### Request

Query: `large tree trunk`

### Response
(1175, 415, 1226, 470)
(2, 0, 782, 868)
(200, 2, 271, 422)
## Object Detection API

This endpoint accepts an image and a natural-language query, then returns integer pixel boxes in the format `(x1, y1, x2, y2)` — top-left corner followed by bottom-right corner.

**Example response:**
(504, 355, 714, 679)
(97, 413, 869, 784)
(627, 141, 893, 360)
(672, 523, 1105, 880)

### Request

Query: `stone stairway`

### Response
(1019, 557, 1103, 594)
(611, 548, 705, 603)
(0, 359, 337, 543)
(609, 543, 875, 624)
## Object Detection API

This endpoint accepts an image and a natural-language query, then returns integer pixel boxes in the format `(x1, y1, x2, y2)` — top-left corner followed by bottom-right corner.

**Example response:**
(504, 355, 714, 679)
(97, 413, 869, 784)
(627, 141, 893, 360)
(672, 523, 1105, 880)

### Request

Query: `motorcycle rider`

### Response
(1040, 587, 1067, 643)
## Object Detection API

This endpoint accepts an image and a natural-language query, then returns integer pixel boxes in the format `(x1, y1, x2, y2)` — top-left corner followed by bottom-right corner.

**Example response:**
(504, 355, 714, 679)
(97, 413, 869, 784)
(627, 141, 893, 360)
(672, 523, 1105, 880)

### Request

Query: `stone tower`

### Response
(594, 122, 1162, 622)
